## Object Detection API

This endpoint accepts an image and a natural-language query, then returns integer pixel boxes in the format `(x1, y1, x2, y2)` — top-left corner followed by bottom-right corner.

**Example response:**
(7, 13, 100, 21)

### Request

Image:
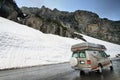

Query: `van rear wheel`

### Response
(80, 70, 85, 75)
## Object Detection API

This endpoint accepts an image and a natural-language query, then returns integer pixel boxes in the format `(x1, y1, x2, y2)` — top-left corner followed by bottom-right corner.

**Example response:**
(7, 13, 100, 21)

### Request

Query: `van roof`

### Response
(71, 42, 106, 51)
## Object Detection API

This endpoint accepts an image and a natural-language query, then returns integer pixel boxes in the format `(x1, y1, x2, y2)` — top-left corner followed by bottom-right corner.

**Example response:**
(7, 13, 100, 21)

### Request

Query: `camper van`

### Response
(70, 42, 113, 74)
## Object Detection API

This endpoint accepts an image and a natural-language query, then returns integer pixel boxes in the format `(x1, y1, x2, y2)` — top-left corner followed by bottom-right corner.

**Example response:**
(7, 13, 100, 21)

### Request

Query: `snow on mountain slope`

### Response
(0, 17, 120, 69)
(0, 17, 83, 69)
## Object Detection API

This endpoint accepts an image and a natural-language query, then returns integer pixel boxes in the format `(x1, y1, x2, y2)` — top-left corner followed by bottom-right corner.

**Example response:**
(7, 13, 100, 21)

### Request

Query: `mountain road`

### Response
(0, 59, 120, 80)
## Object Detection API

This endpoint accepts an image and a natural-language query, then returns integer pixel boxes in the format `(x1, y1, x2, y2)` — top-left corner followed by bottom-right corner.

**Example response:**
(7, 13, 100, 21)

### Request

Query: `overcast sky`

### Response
(15, 0, 120, 21)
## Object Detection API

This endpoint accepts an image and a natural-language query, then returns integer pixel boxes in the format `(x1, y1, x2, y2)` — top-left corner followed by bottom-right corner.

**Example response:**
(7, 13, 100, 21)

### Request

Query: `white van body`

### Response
(70, 42, 113, 73)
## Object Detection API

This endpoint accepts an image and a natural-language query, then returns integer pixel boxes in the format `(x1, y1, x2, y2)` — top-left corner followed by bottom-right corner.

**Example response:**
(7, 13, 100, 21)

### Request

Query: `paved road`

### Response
(0, 59, 120, 80)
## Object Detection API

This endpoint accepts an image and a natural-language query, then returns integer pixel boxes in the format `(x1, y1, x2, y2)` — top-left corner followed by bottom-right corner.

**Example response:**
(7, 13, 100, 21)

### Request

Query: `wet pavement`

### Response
(0, 59, 120, 80)
(55, 59, 120, 80)
(52, 59, 120, 80)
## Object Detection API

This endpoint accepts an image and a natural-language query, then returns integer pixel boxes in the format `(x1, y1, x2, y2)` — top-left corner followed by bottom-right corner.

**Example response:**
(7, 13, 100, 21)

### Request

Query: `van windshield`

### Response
(72, 51, 86, 58)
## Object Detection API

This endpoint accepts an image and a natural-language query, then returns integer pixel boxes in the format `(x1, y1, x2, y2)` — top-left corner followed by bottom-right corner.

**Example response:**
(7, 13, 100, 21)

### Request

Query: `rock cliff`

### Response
(0, 0, 25, 21)
(21, 6, 120, 44)
(0, 1, 120, 44)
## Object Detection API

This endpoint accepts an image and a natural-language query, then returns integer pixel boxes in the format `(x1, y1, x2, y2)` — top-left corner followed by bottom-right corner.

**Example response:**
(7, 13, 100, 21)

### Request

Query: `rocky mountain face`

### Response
(20, 6, 75, 38)
(21, 6, 120, 44)
(0, 0, 120, 44)
(0, 0, 25, 21)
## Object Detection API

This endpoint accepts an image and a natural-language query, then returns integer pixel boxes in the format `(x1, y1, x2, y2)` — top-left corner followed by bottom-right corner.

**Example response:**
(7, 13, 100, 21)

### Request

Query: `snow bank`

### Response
(0, 17, 120, 69)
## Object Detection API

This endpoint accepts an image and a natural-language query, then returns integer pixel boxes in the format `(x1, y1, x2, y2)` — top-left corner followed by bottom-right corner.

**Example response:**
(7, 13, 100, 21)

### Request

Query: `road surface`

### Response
(0, 59, 120, 80)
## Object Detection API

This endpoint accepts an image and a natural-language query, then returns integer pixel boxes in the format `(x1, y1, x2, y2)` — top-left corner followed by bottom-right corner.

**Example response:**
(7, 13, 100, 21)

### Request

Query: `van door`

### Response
(77, 51, 88, 68)
(71, 51, 87, 68)
(99, 51, 110, 67)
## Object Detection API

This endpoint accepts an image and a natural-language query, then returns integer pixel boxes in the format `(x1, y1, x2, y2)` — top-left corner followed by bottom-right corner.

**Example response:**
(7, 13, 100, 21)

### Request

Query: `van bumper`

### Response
(72, 67, 92, 71)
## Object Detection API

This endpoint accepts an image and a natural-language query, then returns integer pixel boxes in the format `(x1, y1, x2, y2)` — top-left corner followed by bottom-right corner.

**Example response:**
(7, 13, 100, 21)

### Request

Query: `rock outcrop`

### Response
(21, 6, 120, 44)
(1, 1, 120, 44)
(0, 0, 25, 21)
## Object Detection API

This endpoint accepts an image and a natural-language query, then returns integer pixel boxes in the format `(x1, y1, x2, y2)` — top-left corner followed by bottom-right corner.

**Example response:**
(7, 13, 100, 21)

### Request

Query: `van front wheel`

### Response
(109, 61, 113, 71)
(110, 66, 113, 71)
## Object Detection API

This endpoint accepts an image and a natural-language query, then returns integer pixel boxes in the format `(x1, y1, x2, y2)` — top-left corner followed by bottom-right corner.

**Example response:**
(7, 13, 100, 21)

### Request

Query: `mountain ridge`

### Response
(0, 0, 120, 44)
(20, 6, 120, 44)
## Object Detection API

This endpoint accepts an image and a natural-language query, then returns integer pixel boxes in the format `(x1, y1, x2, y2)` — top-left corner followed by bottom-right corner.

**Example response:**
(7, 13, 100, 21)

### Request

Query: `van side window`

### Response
(99, 51, 107, 57)
(79, 51, 86, 58)
(72, 52, 78, 58)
